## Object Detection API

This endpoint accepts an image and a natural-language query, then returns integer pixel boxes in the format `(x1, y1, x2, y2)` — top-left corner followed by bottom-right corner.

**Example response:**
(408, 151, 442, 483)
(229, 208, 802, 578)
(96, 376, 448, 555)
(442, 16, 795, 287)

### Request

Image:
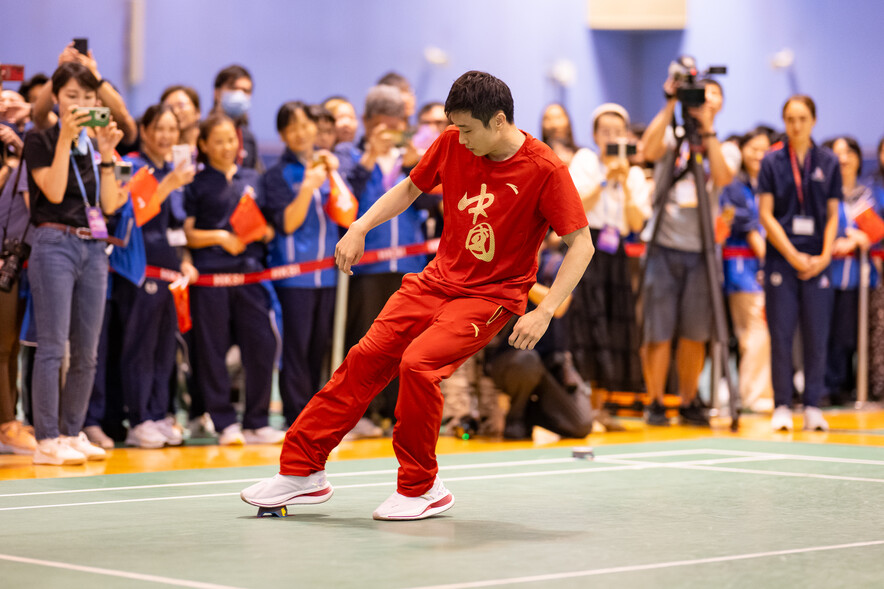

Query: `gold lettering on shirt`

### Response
(507, 183, 518, 194)
(458, 183, 495, 224)
(466, 222, 495, 262)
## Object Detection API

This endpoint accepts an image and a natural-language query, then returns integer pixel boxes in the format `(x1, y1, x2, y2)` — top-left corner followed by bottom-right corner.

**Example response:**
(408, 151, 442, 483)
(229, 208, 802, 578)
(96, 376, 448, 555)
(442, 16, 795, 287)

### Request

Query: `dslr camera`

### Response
(668, 55, 727, 107)
(0, 236, 30, 292)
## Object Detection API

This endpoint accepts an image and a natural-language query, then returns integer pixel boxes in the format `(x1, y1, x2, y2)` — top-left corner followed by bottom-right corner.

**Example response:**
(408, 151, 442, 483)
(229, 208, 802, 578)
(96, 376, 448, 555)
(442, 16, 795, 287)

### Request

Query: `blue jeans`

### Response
(29, 226, 108, 440)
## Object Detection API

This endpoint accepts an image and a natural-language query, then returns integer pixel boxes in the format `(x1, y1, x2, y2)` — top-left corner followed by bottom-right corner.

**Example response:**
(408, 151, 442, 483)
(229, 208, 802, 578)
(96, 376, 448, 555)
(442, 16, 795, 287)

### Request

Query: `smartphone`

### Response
(388, 129, 415, 148)
(605, 142, 637, 158)
(73, 38, 89, 55)
(76, 106, 111, 127)
(0, 64, 25, 83)
(114, 161, 133, 184)
(171, 144, 195, 169)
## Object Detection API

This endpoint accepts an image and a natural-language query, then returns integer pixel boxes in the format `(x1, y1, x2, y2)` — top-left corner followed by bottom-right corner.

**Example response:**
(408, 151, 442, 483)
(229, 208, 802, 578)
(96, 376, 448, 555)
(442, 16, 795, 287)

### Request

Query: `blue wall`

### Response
(2, 0, 882, 156)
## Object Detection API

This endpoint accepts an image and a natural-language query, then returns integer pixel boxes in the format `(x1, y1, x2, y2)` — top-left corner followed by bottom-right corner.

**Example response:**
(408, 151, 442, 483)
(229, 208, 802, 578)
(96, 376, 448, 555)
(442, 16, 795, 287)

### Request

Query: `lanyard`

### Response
(69, 139, 100, 208)
(788, 144, 812, 213)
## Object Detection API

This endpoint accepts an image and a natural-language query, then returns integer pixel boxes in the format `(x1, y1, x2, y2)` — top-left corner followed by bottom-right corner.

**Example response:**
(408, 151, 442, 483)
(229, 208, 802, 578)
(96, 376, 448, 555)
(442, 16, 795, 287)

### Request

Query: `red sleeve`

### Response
(538, 164, 588, 237)
(409, 128, 455, 193)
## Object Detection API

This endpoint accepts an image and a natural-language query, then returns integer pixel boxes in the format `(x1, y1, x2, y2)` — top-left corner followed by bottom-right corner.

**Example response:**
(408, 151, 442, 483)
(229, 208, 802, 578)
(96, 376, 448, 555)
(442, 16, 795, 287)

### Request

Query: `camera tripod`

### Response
(642, 108, 740, 431)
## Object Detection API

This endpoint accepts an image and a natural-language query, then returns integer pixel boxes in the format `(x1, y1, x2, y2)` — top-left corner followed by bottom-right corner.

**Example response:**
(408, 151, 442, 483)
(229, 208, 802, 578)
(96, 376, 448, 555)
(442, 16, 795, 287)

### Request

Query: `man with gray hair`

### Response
(338, 84, 429, 439)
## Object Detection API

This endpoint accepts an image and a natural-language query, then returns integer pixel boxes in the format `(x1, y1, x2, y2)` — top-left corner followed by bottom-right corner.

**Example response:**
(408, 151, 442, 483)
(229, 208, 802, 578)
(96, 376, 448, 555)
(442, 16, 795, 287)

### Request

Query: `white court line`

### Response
(404, 539, 884, 589)
(0, 448, 745, 499)
(0, 455, 787, 512)
(0, 552, 246, 589)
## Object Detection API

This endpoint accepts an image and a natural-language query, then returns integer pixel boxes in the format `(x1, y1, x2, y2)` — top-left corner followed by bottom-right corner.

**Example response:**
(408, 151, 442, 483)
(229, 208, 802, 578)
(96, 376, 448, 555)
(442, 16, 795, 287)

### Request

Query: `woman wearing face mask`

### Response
(720, 128, 774, 413)
(115, 104, 197, 448)
(22, 62, 126, 465)
(759, 95, 840, 432)
(567, 103, 650, 431)
(261, 102, 343, 426)
(822, 136, 878, 405)
(211, 65, 261, 172)
(161, 85, 201, 149)
(184, 114, 281, 446)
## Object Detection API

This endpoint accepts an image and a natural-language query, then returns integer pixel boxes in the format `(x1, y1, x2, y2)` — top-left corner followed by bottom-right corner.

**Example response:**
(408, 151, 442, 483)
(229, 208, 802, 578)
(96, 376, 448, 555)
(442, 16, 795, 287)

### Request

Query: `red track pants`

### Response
(279, 273, 512, 496)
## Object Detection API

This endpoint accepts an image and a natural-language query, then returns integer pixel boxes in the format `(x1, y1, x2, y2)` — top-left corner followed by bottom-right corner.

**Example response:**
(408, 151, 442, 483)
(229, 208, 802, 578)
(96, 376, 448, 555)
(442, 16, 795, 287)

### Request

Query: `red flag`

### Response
(169, 278, 192, 333)
(326, 170, 358, 228)
(129, 167, 160, 227)
(855, 206, 884, 245)
(229, 186, 268, 244)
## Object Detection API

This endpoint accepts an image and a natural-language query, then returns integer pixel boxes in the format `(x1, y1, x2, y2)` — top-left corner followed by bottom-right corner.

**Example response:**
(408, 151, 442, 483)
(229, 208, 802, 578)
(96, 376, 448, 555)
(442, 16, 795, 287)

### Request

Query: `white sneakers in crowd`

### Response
(771, 405, 829, 432)
(218, 423, 286, 445)
(33, 432, 107, 465)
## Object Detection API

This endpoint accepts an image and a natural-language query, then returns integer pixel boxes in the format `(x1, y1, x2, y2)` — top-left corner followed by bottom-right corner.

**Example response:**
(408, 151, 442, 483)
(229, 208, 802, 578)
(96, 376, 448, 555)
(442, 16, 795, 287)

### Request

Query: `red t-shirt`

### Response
(410, 127, 587, 314)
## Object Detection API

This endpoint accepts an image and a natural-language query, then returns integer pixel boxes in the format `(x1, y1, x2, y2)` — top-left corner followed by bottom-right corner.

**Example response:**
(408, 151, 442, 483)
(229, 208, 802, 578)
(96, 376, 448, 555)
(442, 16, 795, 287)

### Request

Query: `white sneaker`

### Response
(373, 476, 455, 521)
(63, 432, 107, 461)
(771, 406, 793, 432)
(218, 423, 245, 446)
(126, 421, 168, 449)
(342, 417, 384, 441)
(154, 417, 184, 446)
(187, 413, 216, 438)
(83, 425, 115, 450)
(240, 471, 333, 507)
(33, 437, 86, 466)
(243, 426, 285, 445)
(804, 406, 829, 431)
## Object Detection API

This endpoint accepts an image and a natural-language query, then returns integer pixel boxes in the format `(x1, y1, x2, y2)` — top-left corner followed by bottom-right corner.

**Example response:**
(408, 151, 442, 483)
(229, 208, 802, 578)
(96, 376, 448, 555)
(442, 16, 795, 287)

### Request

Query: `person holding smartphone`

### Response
(567, 103, 650, 431)
(261, 101, 342, 427)
(22, 62, 126, 465)
(115, 104, 197, 448)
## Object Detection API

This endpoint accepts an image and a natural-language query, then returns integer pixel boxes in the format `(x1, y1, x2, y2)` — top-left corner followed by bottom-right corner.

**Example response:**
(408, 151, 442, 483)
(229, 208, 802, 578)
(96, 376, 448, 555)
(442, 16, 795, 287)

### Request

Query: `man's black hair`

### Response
(214, 64, 252, 90)
(19, 73, 48, 101)
(444, 71, 514, 128)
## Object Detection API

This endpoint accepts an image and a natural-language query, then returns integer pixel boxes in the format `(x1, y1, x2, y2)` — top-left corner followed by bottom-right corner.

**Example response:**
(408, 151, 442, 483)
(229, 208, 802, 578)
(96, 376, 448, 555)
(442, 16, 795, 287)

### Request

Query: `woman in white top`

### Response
(567, 103, 651, 429)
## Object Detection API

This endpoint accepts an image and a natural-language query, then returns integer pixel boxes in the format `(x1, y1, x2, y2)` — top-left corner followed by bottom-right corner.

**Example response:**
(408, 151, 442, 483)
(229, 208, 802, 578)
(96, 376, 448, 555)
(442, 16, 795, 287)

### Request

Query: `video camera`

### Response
(668, 55, 727, 107)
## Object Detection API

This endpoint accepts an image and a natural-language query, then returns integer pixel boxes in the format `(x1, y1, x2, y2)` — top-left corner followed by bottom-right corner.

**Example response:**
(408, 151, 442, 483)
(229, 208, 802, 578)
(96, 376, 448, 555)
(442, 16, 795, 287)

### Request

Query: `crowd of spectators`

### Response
(2, 42, 883, 464)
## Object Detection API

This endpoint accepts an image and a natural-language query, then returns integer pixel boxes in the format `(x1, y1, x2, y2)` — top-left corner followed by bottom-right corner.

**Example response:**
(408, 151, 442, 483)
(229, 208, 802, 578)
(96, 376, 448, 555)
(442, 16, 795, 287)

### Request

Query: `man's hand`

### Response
(0, 126, 23, 156)
(507, 306, 554, 351)
(686, 103, 716, 133)
(335, 223, 367, 275)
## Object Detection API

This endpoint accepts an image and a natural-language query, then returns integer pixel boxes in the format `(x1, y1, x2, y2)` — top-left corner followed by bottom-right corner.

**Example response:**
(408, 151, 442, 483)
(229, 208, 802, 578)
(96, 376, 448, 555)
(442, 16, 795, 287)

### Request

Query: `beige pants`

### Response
(729, 292, 774, 412)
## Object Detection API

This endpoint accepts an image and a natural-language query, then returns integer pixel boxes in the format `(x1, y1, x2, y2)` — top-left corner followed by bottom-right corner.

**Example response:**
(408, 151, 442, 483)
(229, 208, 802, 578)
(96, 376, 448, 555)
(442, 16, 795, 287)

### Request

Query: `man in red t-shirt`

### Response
(241, 71, 594, 520)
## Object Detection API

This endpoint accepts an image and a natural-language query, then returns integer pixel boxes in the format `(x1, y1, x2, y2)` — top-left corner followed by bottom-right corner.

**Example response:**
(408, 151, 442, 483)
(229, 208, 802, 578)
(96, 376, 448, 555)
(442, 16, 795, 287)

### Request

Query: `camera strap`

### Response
(1, 157, 28, 244)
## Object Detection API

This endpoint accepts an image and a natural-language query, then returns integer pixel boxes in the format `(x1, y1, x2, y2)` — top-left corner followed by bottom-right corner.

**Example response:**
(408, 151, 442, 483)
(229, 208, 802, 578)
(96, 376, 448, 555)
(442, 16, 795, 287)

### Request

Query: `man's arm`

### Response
(334, 177, 422, 274)
(642, 80, 678, 163)
(508, 226, 594, 350)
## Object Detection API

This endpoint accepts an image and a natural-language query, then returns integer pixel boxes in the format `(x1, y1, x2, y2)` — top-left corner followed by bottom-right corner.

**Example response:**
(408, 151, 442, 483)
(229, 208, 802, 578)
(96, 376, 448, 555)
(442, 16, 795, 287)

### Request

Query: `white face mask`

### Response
(221, 90, 251, 118)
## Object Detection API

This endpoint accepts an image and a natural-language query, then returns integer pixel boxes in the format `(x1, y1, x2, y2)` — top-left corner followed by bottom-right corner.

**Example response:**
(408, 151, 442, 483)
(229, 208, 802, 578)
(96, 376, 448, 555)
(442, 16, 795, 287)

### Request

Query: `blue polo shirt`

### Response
(261, 149, 339, 288)
(757, 141, 841, 259)
(124, 152, 185, 270)
(720, 173, 763, 294)
(183, 165, 265, 274)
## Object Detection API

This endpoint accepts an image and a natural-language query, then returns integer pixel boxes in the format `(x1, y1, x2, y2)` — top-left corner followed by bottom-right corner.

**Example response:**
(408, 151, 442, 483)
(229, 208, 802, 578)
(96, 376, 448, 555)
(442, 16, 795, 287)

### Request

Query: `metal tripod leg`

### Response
(688, 151, 740, 430)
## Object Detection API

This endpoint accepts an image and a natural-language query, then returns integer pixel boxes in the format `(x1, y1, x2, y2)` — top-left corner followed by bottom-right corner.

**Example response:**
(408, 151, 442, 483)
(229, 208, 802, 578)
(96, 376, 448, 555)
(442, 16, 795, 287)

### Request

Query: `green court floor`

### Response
(2, 439, 884, 588)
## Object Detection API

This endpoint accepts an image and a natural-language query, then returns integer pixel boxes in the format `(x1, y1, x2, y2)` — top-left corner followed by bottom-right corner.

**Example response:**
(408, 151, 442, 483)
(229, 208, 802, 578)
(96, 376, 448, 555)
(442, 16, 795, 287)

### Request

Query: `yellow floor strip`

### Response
(2, 409, 884, 481)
